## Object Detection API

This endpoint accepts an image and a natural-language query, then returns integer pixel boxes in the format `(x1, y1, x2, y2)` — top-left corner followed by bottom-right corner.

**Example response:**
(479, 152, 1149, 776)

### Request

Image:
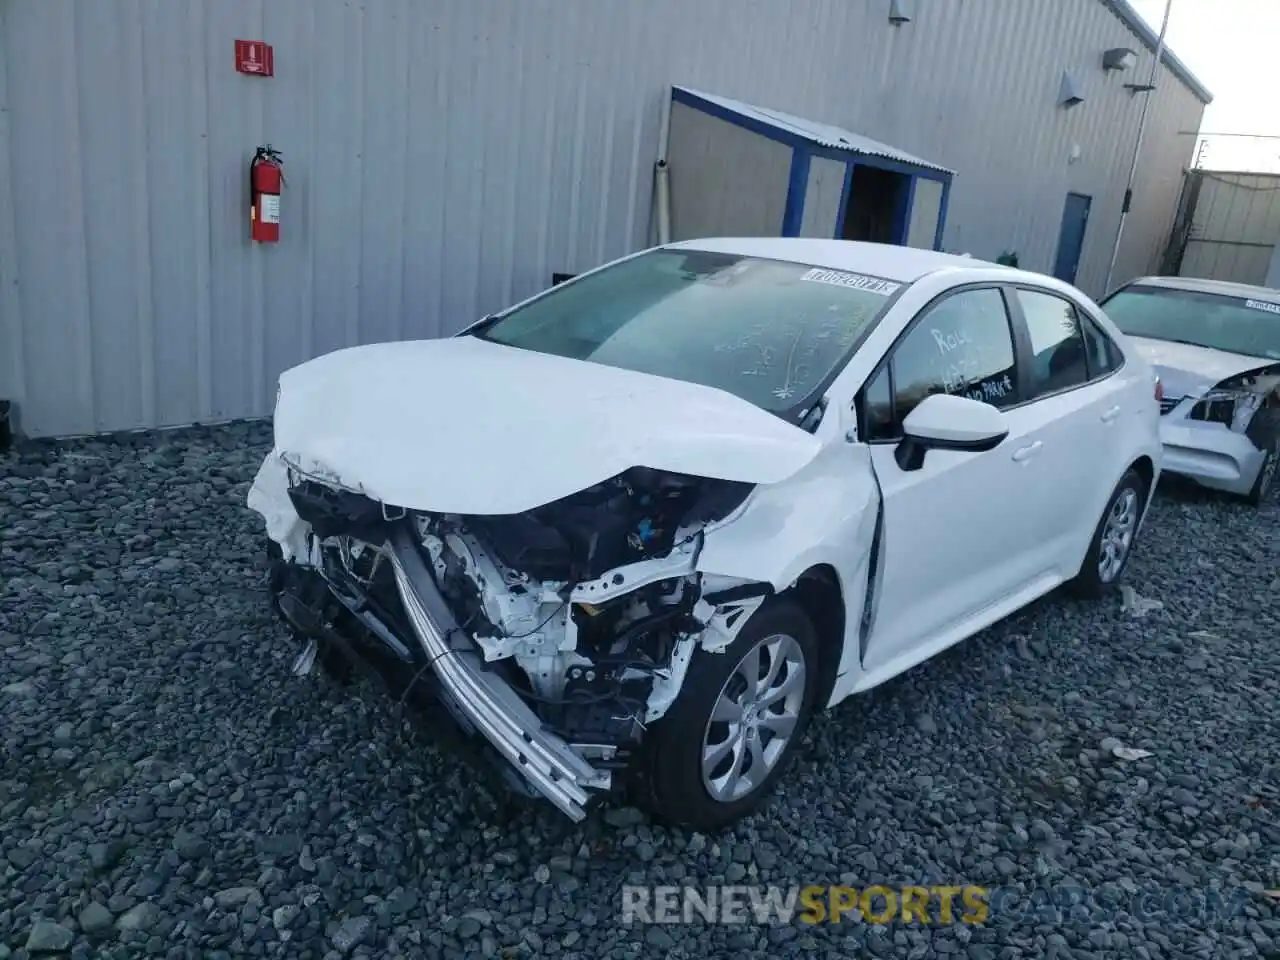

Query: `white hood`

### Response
(270, 336, 822, 515)
(1128, 335, 1274, 399)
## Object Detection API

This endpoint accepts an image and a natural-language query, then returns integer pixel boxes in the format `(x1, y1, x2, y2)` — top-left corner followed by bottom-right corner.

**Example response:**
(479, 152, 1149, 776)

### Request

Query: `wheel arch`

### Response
(780, 563, 846, 711)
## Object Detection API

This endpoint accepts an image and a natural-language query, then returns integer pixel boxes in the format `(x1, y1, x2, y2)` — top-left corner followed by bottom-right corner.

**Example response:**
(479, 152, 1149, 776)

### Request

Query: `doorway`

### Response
(1053, 192, 1092, 285)
(840, 165, 910, 244)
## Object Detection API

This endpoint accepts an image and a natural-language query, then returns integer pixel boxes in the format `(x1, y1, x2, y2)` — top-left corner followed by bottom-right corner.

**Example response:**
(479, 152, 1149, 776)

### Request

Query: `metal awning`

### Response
(673, 86, 955, 177)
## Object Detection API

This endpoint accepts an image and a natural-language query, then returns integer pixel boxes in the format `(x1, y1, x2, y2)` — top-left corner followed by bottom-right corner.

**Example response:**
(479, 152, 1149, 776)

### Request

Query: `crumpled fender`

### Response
(247, 451, 312, 562)
(696, 443, 880, 678)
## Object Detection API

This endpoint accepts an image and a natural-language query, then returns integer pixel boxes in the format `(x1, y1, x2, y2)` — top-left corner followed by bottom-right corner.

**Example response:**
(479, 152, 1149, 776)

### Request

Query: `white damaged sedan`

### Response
(249, 239, 1163, 829)
(1099, 276, 1280, 505)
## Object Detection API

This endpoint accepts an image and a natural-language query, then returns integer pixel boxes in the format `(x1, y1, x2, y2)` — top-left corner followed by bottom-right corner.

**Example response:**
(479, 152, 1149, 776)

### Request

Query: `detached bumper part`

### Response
(386, 526, 611, 821)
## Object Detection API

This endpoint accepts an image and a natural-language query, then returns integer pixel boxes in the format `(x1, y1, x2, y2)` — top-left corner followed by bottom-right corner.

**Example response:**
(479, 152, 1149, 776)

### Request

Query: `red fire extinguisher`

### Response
(249, 145, 284, 243)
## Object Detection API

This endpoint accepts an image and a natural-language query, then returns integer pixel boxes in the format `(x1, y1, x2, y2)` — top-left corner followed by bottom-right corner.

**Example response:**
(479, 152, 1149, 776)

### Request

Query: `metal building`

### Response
(0, 0, 1211, 438)
(1162, 169, 1280, 286)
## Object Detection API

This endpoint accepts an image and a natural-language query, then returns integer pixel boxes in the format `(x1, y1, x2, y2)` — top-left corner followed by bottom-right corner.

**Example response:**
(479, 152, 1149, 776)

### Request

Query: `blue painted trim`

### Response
(893, 175, 917, 246)
(670, 86, 954, 183)
(933, 178, 952, 252)
(833, 161, 856, 239)
(782, 149, 810, 237)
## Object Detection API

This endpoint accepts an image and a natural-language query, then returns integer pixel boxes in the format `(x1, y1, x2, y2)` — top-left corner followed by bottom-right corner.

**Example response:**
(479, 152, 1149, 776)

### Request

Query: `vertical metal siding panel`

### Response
(355, 0, 410, 347)
(124, 0, 157, 429)
(202, 0, 256, 421)
(137, 1, 200, 429)
(0, 1, 26, 414)
(473, 1, 522, 319)
(6, 0, 95, 436)
(344, 2, 365, 349)
(74, 1, 145, 432)
(262, 0, 317, 390)
(436, 1, 483, 329)
(399, 3, 448, 339)
(307, 2, 358, 356)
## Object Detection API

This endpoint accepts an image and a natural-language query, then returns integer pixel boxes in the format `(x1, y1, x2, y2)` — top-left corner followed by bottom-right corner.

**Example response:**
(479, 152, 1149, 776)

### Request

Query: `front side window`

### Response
(470, 249, 904, 421)
(1016, 289, 1088, 397)
(1101, 284, 1280, 361)
(864, 287, 1020, 440)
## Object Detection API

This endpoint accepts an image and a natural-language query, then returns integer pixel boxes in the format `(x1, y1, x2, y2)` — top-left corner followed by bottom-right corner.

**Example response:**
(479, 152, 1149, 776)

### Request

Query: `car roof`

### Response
(665, 237, 1001, 283)
(1120, 274, 1280, 304)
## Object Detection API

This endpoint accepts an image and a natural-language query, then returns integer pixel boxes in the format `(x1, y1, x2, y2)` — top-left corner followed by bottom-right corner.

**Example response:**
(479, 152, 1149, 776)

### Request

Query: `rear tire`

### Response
(629, 598, 821, 832)
(1069, 467, 1147, 599)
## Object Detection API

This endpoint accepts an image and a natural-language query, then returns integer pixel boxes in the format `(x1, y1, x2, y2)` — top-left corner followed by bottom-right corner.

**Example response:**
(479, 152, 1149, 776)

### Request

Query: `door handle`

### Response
(1100, 405, 1122, 423)
(1011, 441, 1042, 463)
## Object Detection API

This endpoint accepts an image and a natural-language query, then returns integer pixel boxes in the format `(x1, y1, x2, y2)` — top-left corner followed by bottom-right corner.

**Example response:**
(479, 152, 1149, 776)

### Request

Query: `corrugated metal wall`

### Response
(1175, 172, 1280, 285)
(0, 0, 1206, 437)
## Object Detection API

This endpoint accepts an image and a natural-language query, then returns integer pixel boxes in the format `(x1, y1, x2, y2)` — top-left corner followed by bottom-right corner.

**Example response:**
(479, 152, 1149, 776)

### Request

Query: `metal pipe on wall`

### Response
(1103, 0, 1173, 295)
(654, 88, 673, 244)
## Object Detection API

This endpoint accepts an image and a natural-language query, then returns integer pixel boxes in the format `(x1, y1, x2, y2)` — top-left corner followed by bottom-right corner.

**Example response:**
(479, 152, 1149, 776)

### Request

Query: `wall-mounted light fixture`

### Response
(1102, 47, 1138, 72)
(889, 0, 912, 25)
(1058, 70, 1085, 108)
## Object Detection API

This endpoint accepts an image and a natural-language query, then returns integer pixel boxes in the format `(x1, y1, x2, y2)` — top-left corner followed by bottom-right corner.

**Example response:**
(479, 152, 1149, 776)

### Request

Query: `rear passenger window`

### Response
(1080, 314, 1123, 377)
(864, 287, 1019, 440)
(1017, 289, 1089, 397)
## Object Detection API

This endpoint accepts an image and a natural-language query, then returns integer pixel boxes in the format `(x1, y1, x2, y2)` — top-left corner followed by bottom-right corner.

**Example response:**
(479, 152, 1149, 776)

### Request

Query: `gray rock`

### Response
(172, 830, 209, 860)
(25, 921, 74, 953)
(5, 845, 38, 869)
(645, 926, 677, 949)
(213, 886, 262, 910)
(603, 806, 646, 828)
(116, 902, 161, 933)
(87, 840, 127, 871)
(331, 916, 371, 953)
(78, 901, 115, 936)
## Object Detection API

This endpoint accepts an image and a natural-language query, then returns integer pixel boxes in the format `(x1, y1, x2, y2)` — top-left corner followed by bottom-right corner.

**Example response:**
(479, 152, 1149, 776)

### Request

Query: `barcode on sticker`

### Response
(1245, 299, 1280, 315)
(801, 268, 901, 296)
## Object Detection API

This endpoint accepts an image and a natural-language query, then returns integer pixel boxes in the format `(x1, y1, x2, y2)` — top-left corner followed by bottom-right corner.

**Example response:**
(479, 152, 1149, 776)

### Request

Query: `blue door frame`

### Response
(1053, 192, 1092, 285)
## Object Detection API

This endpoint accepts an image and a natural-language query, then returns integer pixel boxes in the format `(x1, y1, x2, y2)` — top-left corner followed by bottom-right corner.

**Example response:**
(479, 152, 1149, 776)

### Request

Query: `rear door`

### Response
(1003, 286, 1132, 571)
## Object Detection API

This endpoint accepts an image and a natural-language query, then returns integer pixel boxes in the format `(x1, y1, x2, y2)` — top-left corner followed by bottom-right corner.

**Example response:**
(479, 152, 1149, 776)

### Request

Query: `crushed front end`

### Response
(248, 453, 766, 820)
(1157, 363, 1280, 497)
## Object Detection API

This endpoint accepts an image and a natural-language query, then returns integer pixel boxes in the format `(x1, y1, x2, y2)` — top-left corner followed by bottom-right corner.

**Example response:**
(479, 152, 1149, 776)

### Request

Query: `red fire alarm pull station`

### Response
(235, 39, 274, 76)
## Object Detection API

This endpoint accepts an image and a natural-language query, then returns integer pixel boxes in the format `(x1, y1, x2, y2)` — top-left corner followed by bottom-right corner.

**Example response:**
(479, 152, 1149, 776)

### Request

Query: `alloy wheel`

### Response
(701, 633, 807, 802)
(1097, 486, 1139, 583)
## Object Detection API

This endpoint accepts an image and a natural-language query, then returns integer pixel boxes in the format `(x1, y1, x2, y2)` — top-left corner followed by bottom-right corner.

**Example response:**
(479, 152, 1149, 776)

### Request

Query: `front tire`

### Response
(630, 598, 821, 831)
(1245, 436, 1278, 507)
(1069, 467, 1147, 599)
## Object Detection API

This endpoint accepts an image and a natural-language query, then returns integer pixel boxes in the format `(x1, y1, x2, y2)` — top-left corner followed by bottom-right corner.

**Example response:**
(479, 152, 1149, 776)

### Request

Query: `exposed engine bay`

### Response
(281, 465, 768, 753)
(1185, 363, 1280, 450)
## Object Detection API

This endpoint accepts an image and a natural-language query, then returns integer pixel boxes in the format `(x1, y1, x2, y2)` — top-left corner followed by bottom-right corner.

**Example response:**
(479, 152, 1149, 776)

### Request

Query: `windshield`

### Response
(1101, 284, 1280, 361)
(469, 249, 903, 419)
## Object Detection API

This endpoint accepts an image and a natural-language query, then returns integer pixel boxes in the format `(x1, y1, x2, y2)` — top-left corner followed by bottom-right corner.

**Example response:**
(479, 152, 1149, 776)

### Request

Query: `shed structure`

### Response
(667, 86, 954, 251)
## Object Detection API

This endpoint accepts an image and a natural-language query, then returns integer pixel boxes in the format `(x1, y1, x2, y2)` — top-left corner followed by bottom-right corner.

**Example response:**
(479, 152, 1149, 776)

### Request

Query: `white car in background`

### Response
(249, 239, 1163, 830)
(1100, 276, 1280, 506)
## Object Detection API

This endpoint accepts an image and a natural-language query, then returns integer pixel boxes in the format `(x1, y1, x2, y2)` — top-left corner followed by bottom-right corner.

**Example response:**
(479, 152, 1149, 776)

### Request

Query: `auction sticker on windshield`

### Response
(801, 268, 901, 296)
(1244, 299, 1280, 316)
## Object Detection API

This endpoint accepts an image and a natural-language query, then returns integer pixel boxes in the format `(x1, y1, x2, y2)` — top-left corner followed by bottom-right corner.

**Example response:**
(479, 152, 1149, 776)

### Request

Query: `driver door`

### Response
(858, 286, 1051, 675)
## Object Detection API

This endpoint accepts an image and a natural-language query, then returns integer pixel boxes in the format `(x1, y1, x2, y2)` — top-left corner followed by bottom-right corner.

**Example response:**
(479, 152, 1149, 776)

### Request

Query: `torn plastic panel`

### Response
(1187, 362, 1280, 451)
(246, 451, 784, 814)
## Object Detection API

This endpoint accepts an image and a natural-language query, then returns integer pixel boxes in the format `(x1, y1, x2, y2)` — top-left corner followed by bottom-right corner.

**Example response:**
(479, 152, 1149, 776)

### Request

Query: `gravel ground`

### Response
(1, 422, 1277, 960)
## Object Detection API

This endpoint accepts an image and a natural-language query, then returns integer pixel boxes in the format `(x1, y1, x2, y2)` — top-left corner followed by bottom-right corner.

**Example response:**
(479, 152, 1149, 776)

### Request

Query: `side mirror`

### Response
(895, 393, 1009, 471)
